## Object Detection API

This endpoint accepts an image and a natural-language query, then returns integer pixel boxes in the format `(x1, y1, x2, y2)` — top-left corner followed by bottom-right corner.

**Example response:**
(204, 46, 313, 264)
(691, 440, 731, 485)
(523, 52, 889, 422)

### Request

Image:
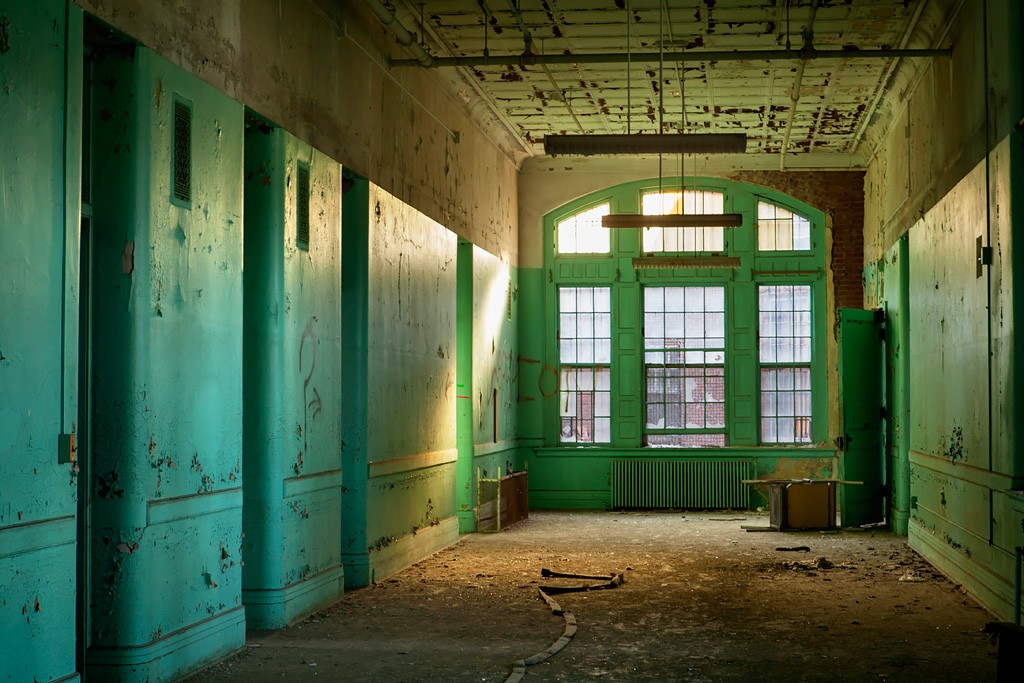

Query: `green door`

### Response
(838, 308, 885, 527)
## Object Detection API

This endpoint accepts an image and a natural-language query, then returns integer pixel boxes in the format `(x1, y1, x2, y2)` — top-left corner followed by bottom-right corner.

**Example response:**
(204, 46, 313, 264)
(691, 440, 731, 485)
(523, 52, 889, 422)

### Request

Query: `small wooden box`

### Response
(769, 481, 837, 530)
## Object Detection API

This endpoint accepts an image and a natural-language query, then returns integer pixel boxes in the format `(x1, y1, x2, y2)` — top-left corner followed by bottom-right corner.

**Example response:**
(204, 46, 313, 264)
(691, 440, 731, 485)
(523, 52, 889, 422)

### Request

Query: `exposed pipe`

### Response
(780, 1, 819, 170)
(389, 47, 950, 69)
(362, 0, 433, 67)
(778, 58, 807, 169)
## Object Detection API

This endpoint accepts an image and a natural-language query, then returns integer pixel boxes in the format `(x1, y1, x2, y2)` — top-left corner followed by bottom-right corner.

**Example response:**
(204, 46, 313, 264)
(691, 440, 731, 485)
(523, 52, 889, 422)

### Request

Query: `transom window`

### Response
(643, 286, 726, 447)
(557, 203, 610, 254)
(558, 287, 611, 443)
(758, 201, 811, 251)
(759, 285, 812, 443)
(642, 190, 725, 252)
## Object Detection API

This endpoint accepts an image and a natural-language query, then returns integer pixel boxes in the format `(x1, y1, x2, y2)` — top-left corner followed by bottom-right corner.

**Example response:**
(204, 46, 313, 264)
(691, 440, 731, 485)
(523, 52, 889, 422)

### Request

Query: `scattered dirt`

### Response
(188, 512, 998, 682)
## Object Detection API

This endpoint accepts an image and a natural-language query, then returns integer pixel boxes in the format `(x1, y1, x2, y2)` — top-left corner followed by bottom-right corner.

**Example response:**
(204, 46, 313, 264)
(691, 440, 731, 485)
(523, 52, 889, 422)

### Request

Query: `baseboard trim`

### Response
(909, 521, 1014, 621)
(366, 516, 460, 584)
(242, 564, 344, 629)
(84, 605, 245, 681)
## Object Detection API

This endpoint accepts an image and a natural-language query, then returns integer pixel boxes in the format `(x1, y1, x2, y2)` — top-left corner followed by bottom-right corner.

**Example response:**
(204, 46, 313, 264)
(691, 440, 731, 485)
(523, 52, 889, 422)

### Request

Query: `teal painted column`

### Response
(340, 173, 371, 588)
(887, 236, 912, 534)
(456, 239, 475, 531)
(86, 46, 245, 681)
(241, 124, 344, 628)
(0, 2, 82, 681)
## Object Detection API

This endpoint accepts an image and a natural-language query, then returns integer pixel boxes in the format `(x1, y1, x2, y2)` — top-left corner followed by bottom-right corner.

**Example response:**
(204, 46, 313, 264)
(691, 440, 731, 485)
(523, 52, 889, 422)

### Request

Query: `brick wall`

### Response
(729, 170, 865, 311)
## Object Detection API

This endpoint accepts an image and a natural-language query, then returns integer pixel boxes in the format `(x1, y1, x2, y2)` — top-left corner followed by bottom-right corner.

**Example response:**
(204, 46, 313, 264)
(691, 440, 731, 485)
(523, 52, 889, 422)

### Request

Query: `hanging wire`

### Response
(626, 0, 631, 135)
(658, 0, 664, 197)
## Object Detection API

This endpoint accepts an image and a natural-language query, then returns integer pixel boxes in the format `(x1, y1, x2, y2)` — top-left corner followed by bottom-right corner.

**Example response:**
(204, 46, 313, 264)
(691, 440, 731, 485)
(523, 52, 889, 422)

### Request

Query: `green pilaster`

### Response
(340, 173, 370, 588)
(886, 235, 912, 534)
(86, 45, 245, 680)
(456, 239, 475, 531)
(242, 124, 344, 628)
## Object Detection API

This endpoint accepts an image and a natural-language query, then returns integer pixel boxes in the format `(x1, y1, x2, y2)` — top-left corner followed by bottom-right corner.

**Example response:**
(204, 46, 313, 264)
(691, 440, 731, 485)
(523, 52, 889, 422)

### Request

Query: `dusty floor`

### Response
(189, 512, 998, 682)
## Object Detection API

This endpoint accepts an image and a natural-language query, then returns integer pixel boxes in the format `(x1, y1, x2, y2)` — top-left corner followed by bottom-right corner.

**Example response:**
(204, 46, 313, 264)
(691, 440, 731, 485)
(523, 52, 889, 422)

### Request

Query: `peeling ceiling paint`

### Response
(391, 0, 953, 165)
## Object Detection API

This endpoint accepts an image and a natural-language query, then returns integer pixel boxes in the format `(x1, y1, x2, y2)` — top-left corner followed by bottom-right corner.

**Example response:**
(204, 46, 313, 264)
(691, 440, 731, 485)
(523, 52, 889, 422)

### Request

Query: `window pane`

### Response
(641, 190, 727, 253)
(560, 367, 611, 443)
(759, 285, 812, 364)
(559, 287, 612, 365)
(644, 287, 727, 445)
(757, 201, 811, 252)
(557, 203, 610, 254)
(759, 367, 812, 444)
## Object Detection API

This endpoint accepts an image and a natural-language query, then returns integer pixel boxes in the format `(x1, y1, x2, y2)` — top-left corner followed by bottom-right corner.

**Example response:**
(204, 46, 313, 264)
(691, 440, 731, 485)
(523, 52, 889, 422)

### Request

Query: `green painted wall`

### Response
(905, 136, 1024, 621)
(470, 247, 521, 523)
(343, 184, 460, 585)
(0, 1, 82, 681)
(85, 45, 245, 678)
(519, 177, 834, 509)
(242, 126, 344, 628)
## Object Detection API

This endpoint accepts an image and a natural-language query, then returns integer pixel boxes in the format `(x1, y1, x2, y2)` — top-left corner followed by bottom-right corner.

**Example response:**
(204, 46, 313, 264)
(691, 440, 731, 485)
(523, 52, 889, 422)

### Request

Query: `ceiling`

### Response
(384, 0, 954, 166)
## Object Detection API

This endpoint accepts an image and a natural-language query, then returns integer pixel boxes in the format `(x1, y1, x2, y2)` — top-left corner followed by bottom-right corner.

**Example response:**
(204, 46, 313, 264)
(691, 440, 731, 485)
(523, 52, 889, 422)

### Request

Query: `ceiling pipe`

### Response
(779, 2, 819, 170)
(390, 47, 950, 69)
(362, 0, 434, 67)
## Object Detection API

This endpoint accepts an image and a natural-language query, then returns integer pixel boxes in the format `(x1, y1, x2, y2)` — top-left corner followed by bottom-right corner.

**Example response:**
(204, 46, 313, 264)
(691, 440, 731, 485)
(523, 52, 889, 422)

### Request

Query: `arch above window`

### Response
(757, 200, 811, 252)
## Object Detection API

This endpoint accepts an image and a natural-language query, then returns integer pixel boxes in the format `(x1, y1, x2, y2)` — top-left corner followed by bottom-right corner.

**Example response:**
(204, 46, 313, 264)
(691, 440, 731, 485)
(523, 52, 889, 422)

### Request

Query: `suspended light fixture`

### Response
(544, 132, 746, 156)
(598, 3, 743, 233)
(602, 212, 743, 229)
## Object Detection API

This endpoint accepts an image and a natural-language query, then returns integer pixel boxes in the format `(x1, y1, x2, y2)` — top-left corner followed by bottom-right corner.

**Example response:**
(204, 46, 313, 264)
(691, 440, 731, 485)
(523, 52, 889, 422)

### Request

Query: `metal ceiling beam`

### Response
(391, 47, 951, 68)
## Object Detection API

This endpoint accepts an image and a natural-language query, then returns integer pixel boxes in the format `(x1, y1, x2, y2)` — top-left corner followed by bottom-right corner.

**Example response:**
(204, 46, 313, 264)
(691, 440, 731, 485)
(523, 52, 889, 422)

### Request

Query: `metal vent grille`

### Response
(172, 100, 191, 203)
(610, 459, 752, 510)
(296, 164, 310, 250)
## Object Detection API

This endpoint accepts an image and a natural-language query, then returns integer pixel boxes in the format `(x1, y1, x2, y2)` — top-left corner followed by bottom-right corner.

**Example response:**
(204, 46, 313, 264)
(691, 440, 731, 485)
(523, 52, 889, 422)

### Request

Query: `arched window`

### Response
(541, 179, 826, 449)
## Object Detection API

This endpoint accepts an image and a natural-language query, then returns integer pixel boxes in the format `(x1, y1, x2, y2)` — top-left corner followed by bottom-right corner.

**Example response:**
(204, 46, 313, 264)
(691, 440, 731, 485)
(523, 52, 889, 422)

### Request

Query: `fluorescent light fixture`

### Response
(544, 133, 747, 156)
(633, 256, 741, 269)
(602, 213, 743, 229)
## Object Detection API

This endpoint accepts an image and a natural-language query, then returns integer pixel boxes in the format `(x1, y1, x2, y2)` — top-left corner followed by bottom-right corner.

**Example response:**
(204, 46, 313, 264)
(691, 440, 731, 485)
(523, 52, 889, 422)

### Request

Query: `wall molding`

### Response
(368, 448, 457, 478)
(0, 515, 76, 558)
(147, 487, 242, 525)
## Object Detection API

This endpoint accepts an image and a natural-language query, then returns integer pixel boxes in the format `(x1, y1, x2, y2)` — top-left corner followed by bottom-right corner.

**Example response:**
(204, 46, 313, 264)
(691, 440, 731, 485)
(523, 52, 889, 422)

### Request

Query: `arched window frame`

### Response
(541, 178, 828, 450)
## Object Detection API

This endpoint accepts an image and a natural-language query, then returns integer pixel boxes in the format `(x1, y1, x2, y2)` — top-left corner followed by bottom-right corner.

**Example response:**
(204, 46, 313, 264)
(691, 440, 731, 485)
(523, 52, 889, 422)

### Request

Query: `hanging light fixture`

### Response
(602, 212, 743, 228)
(600, 4, 743, 232)
(544, 133, 746, 156)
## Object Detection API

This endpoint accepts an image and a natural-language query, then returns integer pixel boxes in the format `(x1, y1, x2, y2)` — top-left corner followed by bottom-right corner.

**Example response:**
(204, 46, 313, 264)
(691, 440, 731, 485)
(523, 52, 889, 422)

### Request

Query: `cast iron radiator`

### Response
(609, 459, 753, 510)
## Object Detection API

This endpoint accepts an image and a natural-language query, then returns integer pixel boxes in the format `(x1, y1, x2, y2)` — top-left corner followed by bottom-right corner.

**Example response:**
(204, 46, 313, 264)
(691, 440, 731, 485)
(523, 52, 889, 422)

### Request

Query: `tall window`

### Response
(557, 203, 610, 254)
(642, 190, 725, 252)
(644, 287, 726, 447)
(759, 285, 812, 443)
(559, 287, 611, 443)
(758, 201, 810, 251)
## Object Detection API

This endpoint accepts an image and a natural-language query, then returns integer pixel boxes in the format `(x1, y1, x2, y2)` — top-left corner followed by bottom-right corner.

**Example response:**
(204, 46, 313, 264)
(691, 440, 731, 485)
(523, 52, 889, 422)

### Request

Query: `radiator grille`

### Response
(610, 459, 752, 510)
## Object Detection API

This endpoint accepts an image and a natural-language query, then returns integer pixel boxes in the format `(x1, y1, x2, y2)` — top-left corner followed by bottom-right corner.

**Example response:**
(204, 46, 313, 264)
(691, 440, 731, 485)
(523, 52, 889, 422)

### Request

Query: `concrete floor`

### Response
(188, 512, 999, 682)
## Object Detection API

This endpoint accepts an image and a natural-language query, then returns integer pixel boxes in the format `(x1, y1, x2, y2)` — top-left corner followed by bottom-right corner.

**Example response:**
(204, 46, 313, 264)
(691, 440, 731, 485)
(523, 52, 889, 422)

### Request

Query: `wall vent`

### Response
(610, 459, 752, 510)
(172, 99, 191, 204)
(296, 163, 310, 250)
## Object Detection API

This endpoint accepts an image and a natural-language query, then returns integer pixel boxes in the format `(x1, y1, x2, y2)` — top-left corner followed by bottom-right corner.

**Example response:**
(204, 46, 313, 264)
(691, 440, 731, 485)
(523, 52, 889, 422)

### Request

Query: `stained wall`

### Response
(863, 0, 1024, 620)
